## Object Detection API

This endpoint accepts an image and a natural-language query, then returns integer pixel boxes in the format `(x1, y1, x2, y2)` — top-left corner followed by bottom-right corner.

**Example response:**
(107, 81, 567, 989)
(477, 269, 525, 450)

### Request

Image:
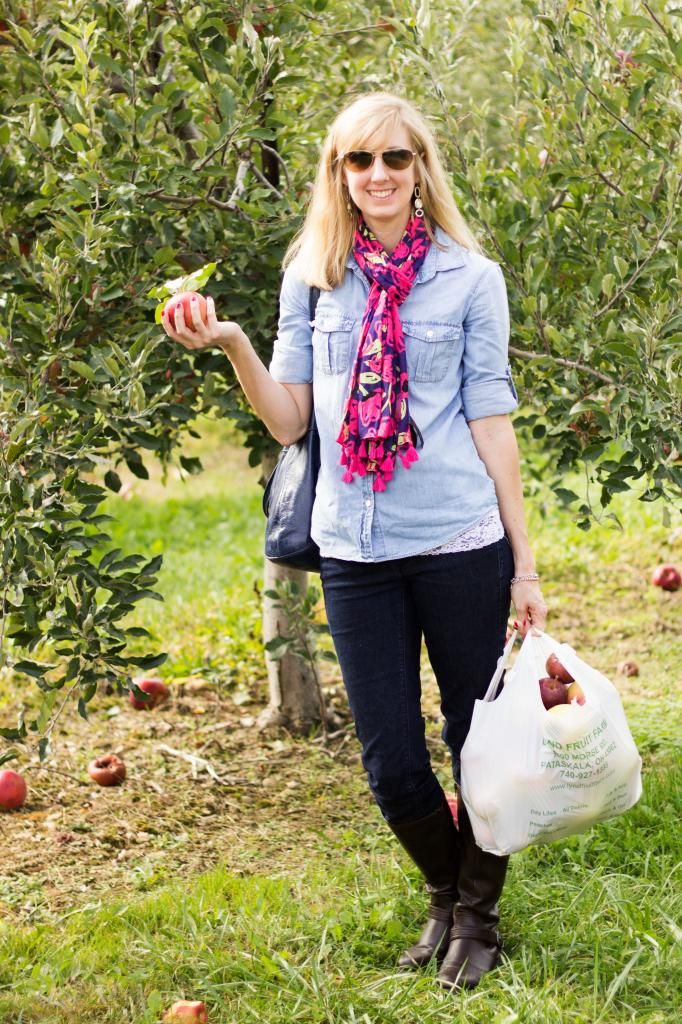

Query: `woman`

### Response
(162, 92, 547, 991)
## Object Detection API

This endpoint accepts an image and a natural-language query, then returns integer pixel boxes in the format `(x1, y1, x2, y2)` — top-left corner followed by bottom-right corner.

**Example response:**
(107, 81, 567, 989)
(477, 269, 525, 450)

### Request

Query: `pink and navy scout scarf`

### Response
(336, 213, 431, 491)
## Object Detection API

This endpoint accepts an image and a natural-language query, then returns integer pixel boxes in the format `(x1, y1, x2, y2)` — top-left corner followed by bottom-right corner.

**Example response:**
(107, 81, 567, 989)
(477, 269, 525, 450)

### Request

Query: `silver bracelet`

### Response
(510, 572, 540, 585)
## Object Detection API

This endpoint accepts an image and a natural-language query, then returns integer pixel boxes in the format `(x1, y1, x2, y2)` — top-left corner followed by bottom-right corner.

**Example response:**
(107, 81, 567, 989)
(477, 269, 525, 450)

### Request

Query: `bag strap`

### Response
(306, 287, 320, 431)
(481, 628, 518, 702)
(309, 286, 320, 323)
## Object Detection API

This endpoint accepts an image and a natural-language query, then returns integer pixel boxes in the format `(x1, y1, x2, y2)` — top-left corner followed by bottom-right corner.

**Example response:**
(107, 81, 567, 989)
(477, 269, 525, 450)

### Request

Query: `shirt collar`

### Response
(345, 223, 466, 282)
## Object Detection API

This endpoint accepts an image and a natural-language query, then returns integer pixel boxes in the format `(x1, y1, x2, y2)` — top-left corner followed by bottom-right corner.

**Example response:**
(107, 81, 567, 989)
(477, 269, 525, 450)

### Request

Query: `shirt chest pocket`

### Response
(312, 314, 355, 375)
(403, 321, 463, 383)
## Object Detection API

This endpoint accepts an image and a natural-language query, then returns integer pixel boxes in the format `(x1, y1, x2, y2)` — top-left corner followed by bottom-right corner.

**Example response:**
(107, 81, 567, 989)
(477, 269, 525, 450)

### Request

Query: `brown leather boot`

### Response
(436, 792, 508, 990)
(388, 795, 460, 969)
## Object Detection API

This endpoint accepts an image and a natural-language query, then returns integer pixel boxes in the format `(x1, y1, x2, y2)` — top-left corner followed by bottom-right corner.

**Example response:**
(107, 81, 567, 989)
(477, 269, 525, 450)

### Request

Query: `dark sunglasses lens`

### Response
(383, 149, 414, 169)
(344, 151, 373, 170)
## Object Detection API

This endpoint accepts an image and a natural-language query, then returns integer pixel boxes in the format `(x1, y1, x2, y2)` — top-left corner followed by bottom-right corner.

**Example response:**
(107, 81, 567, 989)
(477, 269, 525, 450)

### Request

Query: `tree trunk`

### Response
(258, 451, 327, 736)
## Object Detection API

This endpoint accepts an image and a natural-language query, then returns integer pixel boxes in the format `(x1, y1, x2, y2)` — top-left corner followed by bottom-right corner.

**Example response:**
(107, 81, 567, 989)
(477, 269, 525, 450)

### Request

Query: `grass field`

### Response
(1, 416, 680, 1023)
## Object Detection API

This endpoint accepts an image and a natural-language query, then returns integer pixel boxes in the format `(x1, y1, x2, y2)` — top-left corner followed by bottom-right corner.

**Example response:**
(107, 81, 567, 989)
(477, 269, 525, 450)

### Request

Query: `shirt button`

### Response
(426, 329, 433, 338)
(364, 499, 371, 507)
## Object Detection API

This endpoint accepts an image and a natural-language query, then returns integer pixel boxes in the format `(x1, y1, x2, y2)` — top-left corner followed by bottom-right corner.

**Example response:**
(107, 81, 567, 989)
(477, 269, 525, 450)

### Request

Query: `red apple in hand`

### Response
(88, 754, 126, 787)
(0, 769, 27, 811)
(539, 676, 568, 710)
(128, 677, 169, 710)
(651, 564, 681, 592)
(163, 1001, 208, 1022)
(546, 653, 574, 685)
(162, 291, 209, 331)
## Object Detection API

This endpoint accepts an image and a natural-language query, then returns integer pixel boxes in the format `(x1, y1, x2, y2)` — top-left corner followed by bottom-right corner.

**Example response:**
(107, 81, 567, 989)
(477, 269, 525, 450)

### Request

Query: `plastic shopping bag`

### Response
(460, 628, 642, 855)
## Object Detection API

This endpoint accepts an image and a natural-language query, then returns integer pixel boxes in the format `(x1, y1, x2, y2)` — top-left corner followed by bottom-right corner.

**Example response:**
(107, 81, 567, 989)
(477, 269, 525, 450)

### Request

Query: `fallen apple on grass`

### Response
(0, 769, 27, 811)
(617, 660, 639, 678)
(539, 676, 568, 710)
(162, 291, 209, 332)
(163, 1001, 208, 1022)
(88, 754, 126, 787)
(545, 653, 574, 685)
(128, 676, 169, 710)
(651, 564, 681, 592)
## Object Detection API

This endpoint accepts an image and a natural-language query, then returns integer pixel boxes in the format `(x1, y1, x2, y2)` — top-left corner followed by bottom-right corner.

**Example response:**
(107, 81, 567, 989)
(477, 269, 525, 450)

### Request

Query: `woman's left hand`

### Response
(511, 580, 547, 636)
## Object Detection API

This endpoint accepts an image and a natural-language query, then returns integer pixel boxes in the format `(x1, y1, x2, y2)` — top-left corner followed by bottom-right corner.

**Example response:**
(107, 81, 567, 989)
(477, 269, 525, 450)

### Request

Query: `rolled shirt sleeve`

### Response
(268, 263, 314, 384)
(460, 262, 519, 421)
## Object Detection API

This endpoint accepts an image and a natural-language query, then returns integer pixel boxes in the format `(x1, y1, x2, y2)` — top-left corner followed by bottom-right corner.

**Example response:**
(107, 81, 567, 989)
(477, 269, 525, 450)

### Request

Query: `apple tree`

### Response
(0, 0, 379, 753)
(2, 0, 678, 764)
(382, 0, 681, 525)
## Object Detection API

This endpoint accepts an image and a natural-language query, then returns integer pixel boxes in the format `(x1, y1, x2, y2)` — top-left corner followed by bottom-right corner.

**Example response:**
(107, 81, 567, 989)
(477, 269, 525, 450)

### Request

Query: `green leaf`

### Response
(104, 470, 122, 492)
(143, 554, 163, 575)
(218, 86, 235, 120)
(618, 16, 654, 29)
(126, 458, 149, 480)
(126, 589, 164, 603)
(127, 652, 168, 670)
(265, 636, 292, 653)
(0, 726, 27, 741)
(69, 360, 96, 382)
(179, 455, 203, 475)
(601, 273, 615, 298)
(13, 659, 52, 679)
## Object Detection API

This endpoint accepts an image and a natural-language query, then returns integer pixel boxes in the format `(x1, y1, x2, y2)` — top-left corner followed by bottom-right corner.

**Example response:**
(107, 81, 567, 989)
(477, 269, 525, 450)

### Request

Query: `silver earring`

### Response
(414, 185, 424, 218)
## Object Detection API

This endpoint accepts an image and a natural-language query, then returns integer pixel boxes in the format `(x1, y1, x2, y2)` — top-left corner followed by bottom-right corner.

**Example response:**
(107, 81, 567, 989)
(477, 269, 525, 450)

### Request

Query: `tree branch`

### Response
(248, 160, 284, 200)
(260, 142, 291, 192)
(561, 52, 651, 149)
(595, 170, 624, 196)
(144, 188, 246, 213)
(594, 178, 682, 318)
(508, 346, 616, 385)
(642, 3, 670, 37)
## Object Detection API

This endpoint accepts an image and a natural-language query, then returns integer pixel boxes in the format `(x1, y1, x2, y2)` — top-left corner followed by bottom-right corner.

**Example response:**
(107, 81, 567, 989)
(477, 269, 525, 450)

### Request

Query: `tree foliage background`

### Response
(0, 0, 680, 752)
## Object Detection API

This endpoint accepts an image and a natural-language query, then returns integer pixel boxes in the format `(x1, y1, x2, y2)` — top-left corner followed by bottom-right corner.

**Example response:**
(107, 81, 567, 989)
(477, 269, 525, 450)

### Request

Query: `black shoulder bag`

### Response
(262, 287, 321, 573)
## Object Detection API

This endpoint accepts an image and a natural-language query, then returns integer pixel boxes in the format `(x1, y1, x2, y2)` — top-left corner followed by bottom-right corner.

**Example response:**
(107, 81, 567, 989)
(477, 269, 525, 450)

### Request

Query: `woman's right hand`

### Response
(161, 294, 245, 355)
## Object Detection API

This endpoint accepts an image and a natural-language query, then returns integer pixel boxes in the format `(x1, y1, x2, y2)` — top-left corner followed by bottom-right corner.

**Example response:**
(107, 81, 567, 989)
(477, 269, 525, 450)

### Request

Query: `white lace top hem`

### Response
(420, 507, 505, 555)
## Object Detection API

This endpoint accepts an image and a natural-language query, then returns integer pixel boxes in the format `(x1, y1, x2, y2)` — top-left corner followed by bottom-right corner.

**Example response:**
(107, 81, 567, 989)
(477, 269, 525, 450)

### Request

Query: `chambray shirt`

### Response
(268, 226, 518, 562)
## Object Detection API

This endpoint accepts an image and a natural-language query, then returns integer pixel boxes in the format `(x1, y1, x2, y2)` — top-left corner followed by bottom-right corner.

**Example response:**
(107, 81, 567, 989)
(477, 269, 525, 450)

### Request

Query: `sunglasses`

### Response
(339, 148, 419, 172)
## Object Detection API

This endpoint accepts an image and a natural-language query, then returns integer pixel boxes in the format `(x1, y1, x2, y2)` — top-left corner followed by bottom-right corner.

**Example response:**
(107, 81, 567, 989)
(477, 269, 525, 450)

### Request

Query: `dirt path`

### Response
(0, 666, 458, 927)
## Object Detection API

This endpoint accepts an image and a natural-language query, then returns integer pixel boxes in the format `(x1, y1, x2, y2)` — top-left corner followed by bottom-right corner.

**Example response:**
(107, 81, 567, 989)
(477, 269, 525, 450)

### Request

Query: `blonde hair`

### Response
(283, 92, 483, 290)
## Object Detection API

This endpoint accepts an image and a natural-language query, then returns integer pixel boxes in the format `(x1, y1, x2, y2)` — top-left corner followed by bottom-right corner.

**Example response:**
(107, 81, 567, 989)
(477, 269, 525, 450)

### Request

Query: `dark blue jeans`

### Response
(320, 536, 513, 825)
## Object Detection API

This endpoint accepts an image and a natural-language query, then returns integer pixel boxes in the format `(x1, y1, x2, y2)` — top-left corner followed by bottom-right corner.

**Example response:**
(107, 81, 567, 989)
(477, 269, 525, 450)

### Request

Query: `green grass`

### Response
(0, 757, 679, 1022)
(1, 417, 680, 1022)
(93, 417, 269, 690)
